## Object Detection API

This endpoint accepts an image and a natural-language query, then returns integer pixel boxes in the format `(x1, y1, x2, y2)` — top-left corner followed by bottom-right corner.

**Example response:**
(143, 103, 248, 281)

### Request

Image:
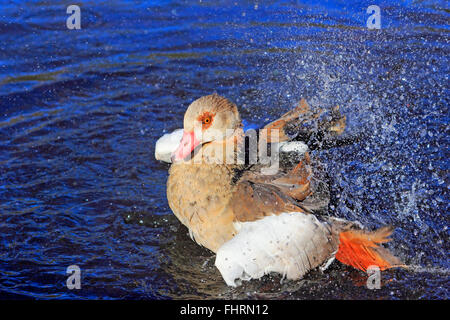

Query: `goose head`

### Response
(172, 94, 242, 162)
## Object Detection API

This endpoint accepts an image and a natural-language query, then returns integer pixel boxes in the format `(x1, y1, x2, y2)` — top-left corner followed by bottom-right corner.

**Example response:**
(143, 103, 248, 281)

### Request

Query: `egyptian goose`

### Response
(166, 94, 403, 286)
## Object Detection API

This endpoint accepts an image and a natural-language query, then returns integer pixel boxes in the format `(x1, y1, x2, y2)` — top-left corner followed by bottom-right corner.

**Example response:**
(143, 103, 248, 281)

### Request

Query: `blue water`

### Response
(0, 0, 448, 299)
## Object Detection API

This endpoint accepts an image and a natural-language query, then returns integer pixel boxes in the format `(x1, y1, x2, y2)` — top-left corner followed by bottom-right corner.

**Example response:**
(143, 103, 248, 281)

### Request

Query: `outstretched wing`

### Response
(231, 98, 348, 223)
(263, 98, 347, 148)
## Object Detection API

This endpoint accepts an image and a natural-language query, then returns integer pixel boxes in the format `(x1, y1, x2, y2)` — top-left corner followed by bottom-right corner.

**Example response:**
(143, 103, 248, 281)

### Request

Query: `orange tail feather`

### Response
(335, 226, 403, 272)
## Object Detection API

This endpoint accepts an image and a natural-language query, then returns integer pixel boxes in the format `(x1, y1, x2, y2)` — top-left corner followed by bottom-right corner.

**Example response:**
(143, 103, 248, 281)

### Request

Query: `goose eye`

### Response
(198, 112, 214, 129)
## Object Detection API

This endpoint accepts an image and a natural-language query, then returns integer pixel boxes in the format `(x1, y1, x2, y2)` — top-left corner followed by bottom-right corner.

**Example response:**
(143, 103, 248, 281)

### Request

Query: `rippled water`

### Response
(0, 0, 448, 299)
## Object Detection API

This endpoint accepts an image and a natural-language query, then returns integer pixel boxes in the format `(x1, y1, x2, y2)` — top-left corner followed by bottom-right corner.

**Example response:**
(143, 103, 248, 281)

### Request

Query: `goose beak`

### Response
(171, 130, 200, 162)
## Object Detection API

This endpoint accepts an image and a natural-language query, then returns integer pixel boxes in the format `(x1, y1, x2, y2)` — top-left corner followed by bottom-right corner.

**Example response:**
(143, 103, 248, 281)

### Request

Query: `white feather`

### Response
(154, 129, 183, 162)
(279, 141, 309, 154)
(215, 212, 337, 287)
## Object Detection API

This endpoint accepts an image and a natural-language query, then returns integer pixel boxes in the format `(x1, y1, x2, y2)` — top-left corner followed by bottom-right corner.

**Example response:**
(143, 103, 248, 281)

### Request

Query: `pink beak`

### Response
(172, 130, 200, 162)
